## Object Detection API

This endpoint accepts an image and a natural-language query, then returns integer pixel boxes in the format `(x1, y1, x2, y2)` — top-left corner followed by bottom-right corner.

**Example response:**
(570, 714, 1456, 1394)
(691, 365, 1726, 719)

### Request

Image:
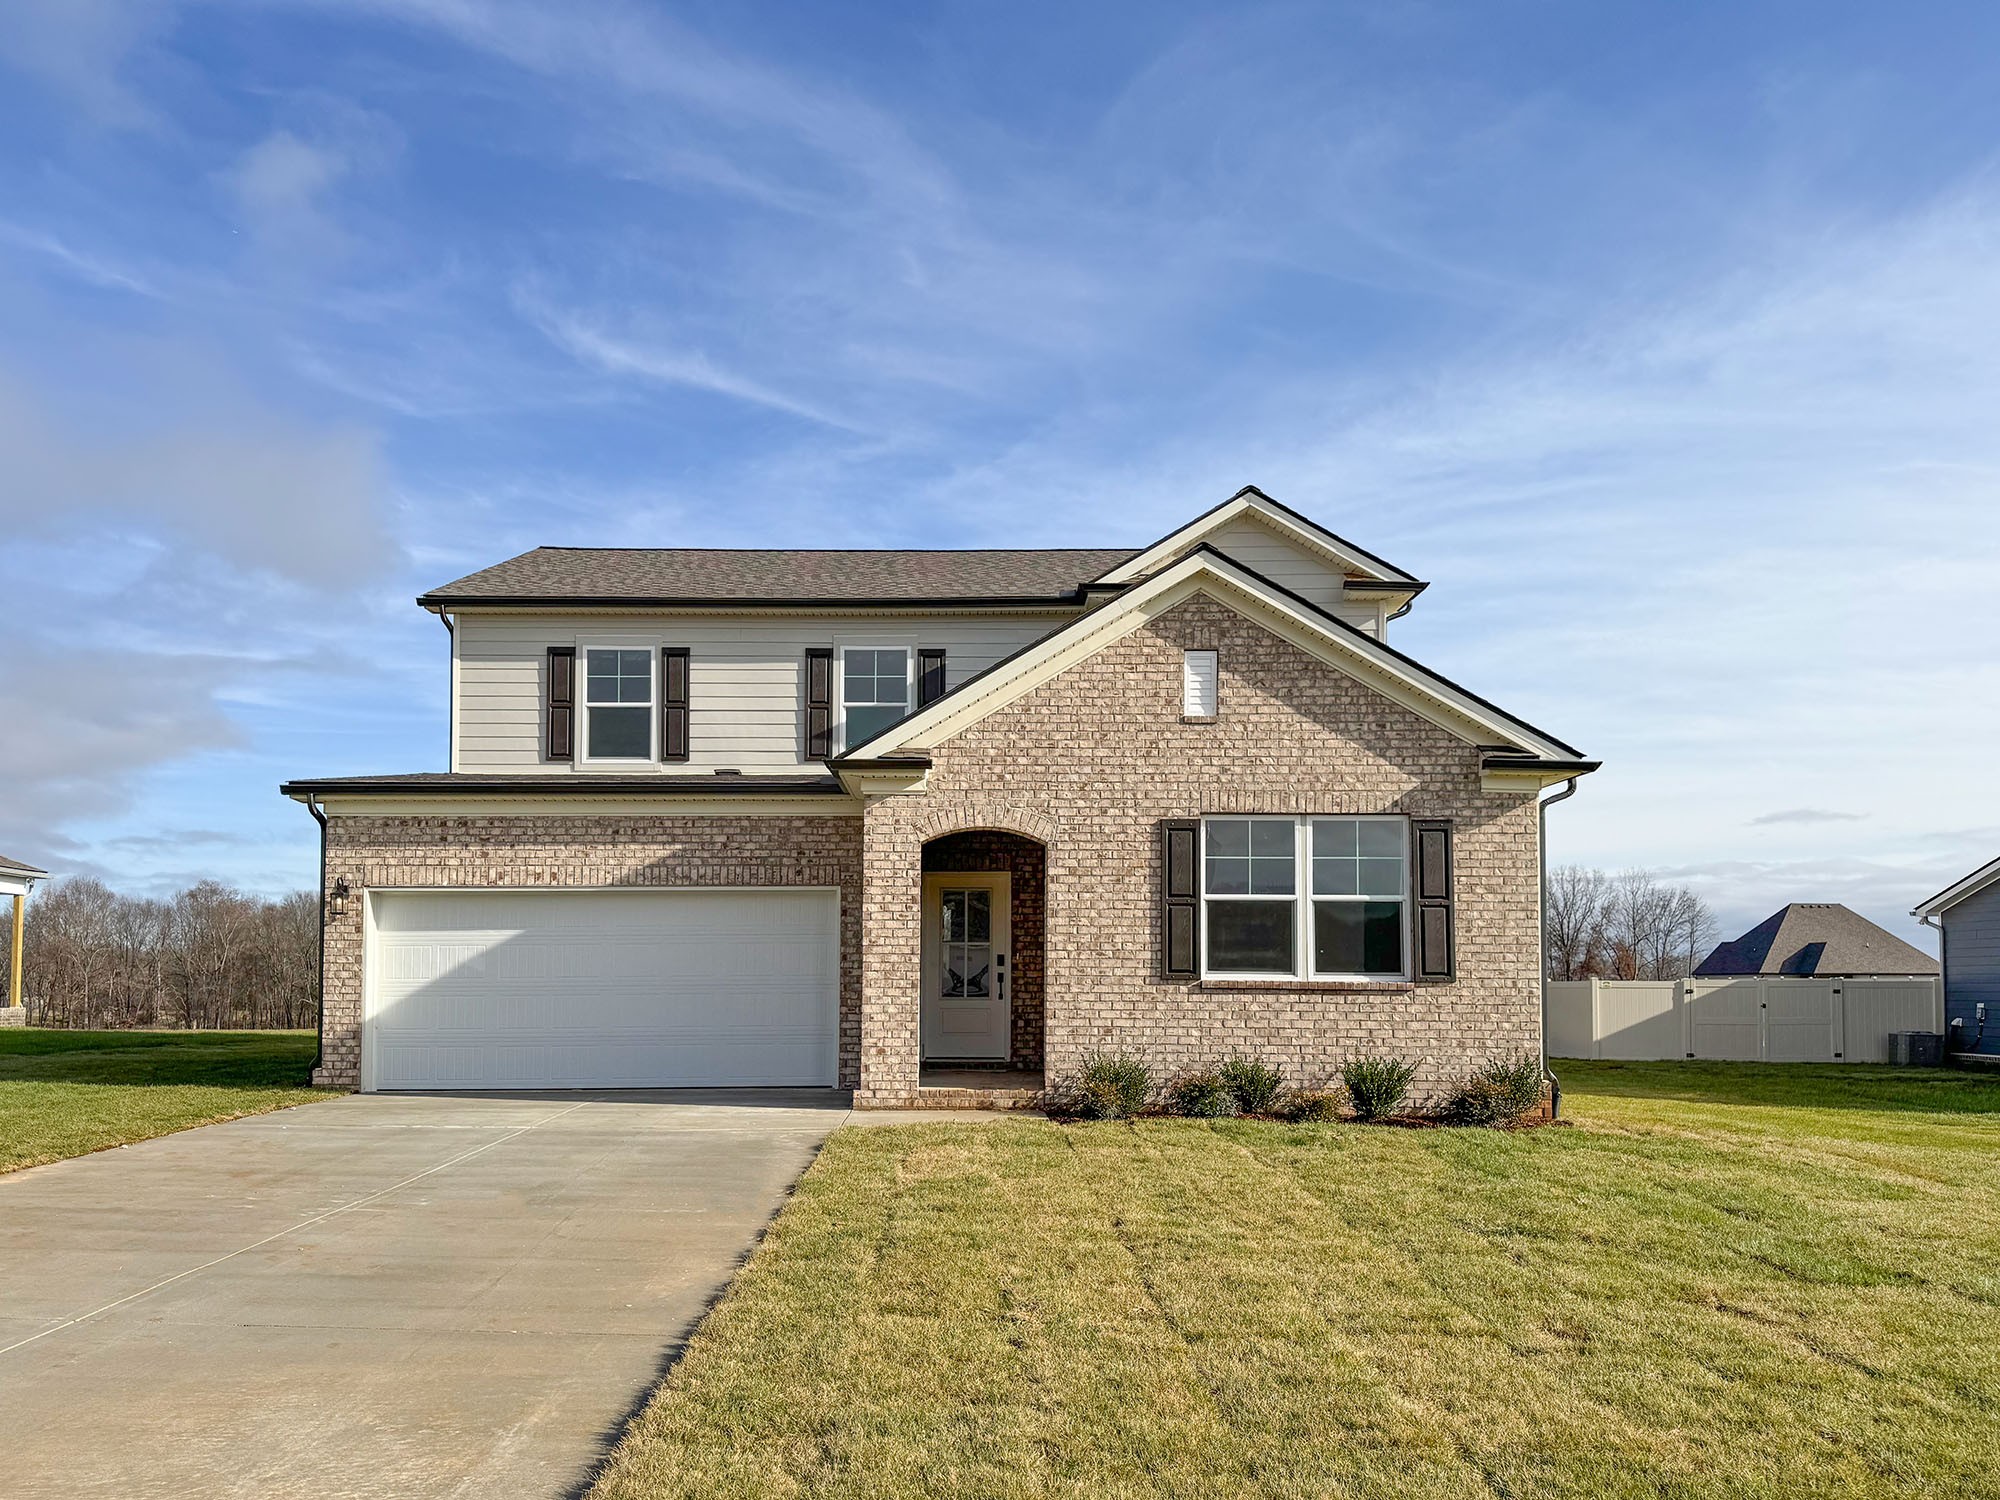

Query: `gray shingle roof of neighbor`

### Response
(0, 852, 47, 877)
(418, 548, 1144, 607)
(1694, 903, 1938, 977)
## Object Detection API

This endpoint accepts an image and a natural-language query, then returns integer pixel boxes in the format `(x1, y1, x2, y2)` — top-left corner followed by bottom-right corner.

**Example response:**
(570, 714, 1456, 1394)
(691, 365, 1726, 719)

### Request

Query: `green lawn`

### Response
(0, 1029, 325, 1173)
(592, 1061, 2000, 1500)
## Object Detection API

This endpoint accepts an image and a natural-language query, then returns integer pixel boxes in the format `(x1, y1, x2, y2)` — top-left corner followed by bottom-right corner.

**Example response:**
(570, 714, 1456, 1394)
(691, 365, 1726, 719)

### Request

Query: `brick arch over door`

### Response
(909, 798, 1058, 850)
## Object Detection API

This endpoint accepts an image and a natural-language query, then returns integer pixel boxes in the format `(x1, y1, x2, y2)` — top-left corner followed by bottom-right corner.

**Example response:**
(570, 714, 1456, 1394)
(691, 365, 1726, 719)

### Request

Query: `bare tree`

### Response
(1548, 866, 1717, 981)
(20, 876, 319, 1030)
(1545, 865, 1609, 981)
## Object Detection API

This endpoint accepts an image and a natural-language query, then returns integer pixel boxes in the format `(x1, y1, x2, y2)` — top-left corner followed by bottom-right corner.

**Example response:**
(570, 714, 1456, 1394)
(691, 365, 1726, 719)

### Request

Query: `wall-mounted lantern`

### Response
(329, 877, 351, 922)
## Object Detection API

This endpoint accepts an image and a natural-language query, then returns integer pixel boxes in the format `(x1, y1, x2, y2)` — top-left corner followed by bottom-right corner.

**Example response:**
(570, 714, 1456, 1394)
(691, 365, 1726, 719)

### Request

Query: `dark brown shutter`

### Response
(918, 648, 947, 707)
(660, 647, 689, 762)
(546, 647, 575, 762)
(1162, 819, 1200, 979)
(804, 648, 833, 760)
(1412, 819, 1455, 981)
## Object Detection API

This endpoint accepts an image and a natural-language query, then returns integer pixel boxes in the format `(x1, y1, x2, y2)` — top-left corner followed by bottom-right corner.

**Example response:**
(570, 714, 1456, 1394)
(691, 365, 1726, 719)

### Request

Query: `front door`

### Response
(920, 872, 1011, 1061)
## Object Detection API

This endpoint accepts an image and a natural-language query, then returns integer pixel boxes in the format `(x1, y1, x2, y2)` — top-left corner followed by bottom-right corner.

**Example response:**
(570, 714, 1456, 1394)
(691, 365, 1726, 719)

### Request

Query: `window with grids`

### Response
(584, 648, 653, 760)
(1201, 816, 1408, 978)
(841, 647, 911, 749)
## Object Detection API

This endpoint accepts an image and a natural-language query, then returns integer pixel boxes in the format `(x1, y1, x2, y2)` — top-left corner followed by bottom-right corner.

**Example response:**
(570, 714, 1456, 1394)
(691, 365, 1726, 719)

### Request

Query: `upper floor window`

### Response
(585, 648, 653, 760)
(1201, 815, 1408, 979)
(841, 647, 911, 750)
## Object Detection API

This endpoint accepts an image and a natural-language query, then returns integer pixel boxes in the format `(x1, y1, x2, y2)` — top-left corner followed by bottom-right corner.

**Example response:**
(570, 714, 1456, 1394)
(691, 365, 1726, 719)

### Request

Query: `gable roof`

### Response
(1694, 903, 1938, 977)
(0, 852, 46, 878)
(1095, 486, 1422, 590)
(835, 543, 1586, 764)
(418, 548, 1138, 609)
(1913, 855, 2000, 920)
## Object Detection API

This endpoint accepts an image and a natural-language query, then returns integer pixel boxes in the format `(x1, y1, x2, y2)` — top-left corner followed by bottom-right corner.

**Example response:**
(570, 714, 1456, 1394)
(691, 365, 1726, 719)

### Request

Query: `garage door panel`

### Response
(366, 889, 839, 1090)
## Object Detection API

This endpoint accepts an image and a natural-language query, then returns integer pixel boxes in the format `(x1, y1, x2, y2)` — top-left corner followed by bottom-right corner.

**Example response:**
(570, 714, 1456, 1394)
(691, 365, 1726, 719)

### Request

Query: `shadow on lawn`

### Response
(1556, 1059, 2000, 1116)
(0, 1030, 318, 1090)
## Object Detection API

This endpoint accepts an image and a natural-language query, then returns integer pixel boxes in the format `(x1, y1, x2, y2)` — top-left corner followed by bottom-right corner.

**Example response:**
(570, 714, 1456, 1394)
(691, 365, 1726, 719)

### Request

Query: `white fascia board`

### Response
(0, 874, 39, 898)
(1094, 492, 1416, 587)
(303, 793, 863, 818)
(1913, 854, 2000, 918)
(843, 548, 1574, 761)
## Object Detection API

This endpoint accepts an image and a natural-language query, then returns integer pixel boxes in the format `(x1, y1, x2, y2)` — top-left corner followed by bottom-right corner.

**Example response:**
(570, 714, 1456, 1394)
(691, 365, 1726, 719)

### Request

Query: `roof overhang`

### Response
(1479, 754, 1602, 794)
(836, 545, 1586, 767)
(1914, 854, 2000, 920)
(281, 774, 865, 818)
(1093, 486, 1421, 589)
(0, 872, 42, 898)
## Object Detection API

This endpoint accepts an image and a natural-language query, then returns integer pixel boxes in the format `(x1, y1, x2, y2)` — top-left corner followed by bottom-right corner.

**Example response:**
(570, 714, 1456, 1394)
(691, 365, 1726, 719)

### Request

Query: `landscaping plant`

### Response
(1060, 1054, 1152, 1120)
(1217, 1057, 1285, 1116)
(1278, 1088, 1343, 1123)
(1164, 1068, 1238, 1117)
(1339, 1054, 1417, 1120)
(1439, 1053, 1545, 1126)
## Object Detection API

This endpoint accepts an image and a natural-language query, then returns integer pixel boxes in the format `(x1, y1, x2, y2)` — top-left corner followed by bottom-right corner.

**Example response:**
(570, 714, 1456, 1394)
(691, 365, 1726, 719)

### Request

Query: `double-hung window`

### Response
(1201, 816, 1408, 979)
(840, 646, 912, 750)
(583, 648, 654, 761)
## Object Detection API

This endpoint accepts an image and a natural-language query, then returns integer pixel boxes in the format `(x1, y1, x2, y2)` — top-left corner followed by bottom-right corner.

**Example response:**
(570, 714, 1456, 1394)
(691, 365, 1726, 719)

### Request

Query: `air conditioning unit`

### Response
(1890, 1032, 1944, 1067)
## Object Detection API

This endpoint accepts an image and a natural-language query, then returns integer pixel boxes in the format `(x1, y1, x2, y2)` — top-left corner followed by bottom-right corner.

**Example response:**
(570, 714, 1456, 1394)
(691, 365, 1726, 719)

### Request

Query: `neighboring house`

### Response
(1914, 859, 2000, 1057)
(1695, 903, 1940, 981)
(282, 487, 1596, 1104)
(0, 852, 48, 1023)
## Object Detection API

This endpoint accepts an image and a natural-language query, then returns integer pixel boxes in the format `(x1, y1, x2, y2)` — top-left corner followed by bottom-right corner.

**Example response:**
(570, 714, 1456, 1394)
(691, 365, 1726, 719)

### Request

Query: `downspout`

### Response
(1538, 777, 1580, 1120)
(436, 608, 456, 771)
(307, 794, 328, 1080)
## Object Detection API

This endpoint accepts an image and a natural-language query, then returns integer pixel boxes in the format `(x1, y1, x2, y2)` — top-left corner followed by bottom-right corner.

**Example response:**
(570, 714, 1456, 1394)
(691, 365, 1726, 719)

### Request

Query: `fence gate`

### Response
(1687, 979, 1763, 1060)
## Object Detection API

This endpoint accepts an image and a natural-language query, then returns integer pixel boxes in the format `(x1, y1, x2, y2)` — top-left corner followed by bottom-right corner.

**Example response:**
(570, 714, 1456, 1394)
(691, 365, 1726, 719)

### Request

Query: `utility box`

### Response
(1890, 1031, 1944, 1067)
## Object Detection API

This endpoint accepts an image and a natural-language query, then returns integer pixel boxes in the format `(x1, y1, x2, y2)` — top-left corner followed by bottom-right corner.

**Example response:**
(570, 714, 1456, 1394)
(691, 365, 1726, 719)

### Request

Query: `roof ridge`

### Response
(522, 545, 1141, 555)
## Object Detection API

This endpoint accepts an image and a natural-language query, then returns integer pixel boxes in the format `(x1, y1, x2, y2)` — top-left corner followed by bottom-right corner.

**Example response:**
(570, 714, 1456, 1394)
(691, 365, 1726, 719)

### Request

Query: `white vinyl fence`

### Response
(1547, 977, 1942, 1063)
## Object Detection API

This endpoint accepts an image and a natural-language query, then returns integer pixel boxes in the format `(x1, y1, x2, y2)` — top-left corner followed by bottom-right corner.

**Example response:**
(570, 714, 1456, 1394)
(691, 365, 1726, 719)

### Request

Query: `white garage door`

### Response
(364, 888, 840, 1091)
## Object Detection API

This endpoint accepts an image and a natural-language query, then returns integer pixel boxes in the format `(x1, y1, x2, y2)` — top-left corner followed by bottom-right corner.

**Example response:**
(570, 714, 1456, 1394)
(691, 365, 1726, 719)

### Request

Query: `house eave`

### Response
(1913, 854, 2000, 919)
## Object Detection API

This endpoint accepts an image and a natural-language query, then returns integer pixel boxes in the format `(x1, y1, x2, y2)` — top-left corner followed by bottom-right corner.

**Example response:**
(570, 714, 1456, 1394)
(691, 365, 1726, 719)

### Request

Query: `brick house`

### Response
(283, 488, 1595, 1106)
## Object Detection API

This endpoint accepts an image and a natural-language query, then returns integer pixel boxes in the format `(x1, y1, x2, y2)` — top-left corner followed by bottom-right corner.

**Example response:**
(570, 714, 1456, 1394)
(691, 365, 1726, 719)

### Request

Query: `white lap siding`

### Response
(452, 611, 1067, 773)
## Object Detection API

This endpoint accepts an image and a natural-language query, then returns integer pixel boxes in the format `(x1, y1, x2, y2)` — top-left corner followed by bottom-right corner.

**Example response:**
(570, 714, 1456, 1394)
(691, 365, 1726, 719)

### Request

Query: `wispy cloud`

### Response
(520, 294, 860, 430)
(1751, 809, 1867, 827)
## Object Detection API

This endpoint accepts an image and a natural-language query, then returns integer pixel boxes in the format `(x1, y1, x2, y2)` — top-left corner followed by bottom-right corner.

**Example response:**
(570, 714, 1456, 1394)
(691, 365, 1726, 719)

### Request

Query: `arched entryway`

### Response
(918, 829, 1046, 1088)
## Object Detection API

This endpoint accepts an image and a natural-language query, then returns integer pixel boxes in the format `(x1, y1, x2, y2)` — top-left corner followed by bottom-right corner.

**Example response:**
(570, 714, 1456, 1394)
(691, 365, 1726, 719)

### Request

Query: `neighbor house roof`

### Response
(418, 548, 1141, 609)
(1913, 855, 2000, 919)
(0, 853, 46, 878)
(1694, 903, 1938, 977)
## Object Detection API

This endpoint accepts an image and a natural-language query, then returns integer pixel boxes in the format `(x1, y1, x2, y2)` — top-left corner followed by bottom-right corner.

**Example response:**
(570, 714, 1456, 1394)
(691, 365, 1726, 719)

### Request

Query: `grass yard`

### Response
(593, 1062, 2000, 1500)
(0, 1029, 324, 1173)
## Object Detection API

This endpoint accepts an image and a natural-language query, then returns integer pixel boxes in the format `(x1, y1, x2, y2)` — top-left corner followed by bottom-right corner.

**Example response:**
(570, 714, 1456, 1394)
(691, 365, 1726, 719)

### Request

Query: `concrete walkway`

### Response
(0, 1090, 850, 1500)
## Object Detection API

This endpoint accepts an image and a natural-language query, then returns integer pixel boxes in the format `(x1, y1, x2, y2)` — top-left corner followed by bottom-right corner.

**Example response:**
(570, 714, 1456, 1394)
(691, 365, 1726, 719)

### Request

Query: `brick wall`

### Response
(921, 831, 1046, 1070)
(315, 813, 862, 1089)
(857, 593, 1543, 1106)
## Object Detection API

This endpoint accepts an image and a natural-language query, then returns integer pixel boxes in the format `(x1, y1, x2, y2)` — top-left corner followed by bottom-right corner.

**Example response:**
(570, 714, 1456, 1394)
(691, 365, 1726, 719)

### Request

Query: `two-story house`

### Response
(283, 488, 1595, 1105)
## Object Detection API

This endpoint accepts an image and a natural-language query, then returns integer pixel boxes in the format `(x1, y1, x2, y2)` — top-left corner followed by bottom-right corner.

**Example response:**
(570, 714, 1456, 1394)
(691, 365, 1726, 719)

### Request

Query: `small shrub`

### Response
(1164, 1068, 1238, 1118)
(1280, 1088, 1343, 1123)
(1340, 1055, 1417, 1121)
(1218, 1056, 1285, 1116)
(1057, 1055, 1152, 1120)
(1439, 1054, 1545, 1126)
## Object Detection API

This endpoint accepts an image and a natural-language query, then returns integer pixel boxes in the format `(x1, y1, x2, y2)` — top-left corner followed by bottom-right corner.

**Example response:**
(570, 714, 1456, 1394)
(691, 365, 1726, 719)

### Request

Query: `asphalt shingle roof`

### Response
(419, 548, 1142, 606)
(1694, 903, 1938, 977)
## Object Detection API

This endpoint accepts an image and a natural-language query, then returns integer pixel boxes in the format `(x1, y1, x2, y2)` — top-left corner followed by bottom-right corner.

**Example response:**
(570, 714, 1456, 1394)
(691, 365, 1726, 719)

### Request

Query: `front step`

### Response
(913, 1083, 1045, 1111)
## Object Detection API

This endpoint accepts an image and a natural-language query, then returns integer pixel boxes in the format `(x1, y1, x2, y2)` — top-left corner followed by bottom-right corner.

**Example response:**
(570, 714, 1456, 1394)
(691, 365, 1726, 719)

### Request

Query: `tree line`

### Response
(18, 877, 319, 1031)
(1545, 866, 1719, 981)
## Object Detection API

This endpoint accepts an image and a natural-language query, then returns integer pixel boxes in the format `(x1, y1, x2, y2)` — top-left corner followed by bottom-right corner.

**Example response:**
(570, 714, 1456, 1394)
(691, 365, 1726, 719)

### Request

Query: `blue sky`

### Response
(2, 1, 1996, 949)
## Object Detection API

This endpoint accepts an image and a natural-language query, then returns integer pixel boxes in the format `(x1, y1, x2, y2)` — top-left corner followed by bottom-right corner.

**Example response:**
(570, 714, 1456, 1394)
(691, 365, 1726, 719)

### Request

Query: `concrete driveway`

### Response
(0, 1090, 849, 1500)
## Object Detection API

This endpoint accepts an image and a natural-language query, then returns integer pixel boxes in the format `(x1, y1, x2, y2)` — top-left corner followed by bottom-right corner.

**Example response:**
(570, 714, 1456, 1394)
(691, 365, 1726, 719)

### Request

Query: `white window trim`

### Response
(578, 640, 657, 766)
(1198, 815, 1410, 982)
(833, 636, 916, 754)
